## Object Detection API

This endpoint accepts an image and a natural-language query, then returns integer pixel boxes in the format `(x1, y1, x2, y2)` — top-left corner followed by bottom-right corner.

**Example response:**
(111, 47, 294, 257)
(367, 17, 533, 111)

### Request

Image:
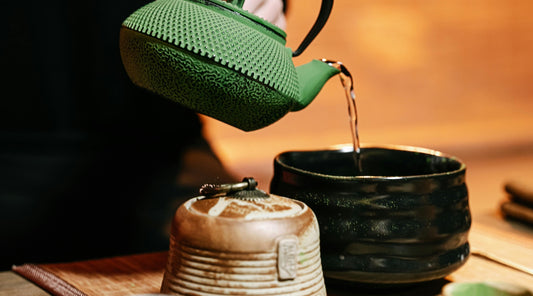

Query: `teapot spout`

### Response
(292, 59, 341, 111)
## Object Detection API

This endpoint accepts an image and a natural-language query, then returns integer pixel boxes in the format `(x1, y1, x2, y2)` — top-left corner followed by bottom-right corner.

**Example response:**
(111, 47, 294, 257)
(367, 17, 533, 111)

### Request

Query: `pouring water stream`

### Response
(323, 59, 362, 174)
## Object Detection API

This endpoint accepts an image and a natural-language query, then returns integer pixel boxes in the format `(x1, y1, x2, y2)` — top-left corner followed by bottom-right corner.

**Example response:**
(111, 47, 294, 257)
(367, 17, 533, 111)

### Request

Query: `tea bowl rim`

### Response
(273, 143, 466, 181)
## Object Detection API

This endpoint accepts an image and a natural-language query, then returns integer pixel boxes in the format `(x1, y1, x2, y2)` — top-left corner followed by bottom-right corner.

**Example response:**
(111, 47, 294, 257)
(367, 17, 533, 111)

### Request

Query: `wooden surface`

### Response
(450, 223, 533, 290)
(0, 271, 50, 296)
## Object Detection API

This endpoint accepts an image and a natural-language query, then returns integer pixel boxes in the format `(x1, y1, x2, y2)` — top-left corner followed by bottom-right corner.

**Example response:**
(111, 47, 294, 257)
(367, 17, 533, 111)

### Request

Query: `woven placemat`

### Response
(13, 252, 167, 296)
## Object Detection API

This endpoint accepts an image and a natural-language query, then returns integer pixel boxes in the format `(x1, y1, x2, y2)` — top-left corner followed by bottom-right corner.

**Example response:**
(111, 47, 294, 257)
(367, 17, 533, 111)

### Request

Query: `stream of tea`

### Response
(323, 59, 362, 174)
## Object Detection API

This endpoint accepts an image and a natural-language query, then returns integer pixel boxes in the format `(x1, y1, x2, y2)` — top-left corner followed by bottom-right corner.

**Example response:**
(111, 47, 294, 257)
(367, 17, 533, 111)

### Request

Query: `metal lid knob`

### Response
(199, 177, 270, 199)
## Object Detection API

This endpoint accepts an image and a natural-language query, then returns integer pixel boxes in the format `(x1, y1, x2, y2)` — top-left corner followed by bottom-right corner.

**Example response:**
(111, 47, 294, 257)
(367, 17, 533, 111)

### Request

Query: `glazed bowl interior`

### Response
(276, 145, 464, 178)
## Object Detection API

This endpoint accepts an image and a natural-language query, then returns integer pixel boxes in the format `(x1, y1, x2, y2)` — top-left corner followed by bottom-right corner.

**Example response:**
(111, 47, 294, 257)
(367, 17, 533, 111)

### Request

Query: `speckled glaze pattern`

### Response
(270, 145, 471, 284)
(160, 194, 327, 295)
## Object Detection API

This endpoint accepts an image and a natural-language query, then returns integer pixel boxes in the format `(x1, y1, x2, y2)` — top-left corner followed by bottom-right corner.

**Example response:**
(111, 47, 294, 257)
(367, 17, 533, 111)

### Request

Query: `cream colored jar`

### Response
(160, 179, 326, 296)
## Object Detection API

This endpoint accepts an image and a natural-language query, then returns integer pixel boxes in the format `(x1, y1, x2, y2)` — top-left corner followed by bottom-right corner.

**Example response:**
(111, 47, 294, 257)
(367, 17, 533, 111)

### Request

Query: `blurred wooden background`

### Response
(201, 0, 533, 192)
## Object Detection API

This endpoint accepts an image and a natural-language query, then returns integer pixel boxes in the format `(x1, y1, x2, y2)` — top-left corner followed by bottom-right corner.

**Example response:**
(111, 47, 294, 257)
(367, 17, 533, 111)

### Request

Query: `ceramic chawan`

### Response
(270, 145, 471, 284)
(160, 178, 326, 296)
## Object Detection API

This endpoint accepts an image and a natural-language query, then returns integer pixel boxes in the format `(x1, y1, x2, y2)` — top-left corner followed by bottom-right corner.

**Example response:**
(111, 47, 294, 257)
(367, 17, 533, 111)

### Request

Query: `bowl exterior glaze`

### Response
(270, 145, 471, 284)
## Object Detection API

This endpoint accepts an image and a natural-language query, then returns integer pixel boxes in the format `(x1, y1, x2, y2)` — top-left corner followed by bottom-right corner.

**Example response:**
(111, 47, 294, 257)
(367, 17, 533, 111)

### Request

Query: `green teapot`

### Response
(119, 0, 340, 131)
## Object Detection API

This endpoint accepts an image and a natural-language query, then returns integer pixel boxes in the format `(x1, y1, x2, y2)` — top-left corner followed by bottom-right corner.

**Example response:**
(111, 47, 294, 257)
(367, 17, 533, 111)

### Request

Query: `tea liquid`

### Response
(323, 60, 362, 174)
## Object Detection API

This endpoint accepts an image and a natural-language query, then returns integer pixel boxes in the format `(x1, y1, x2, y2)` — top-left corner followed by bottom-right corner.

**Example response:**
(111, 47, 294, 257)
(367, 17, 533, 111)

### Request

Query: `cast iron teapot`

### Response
(119, 0, 339, 131)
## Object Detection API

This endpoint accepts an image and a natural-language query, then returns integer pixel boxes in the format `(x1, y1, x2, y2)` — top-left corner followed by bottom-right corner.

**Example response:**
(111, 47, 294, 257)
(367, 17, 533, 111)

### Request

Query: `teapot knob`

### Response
(199, 177, 270, 199)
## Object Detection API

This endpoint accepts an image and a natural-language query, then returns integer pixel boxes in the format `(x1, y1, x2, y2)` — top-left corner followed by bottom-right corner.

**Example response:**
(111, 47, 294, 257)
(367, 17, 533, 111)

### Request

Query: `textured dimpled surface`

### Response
(122, 0, 299, 99)
(120, 27, 293, 131)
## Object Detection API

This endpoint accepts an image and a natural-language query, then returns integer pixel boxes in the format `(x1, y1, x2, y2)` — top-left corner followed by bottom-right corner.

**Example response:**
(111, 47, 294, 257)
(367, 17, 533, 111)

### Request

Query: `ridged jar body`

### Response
(161, 194, 326, 295)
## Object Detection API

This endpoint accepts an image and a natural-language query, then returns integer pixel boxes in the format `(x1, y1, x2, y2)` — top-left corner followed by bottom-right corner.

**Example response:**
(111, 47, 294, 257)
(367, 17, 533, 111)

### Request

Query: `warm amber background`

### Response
(202, 0, 533, 194)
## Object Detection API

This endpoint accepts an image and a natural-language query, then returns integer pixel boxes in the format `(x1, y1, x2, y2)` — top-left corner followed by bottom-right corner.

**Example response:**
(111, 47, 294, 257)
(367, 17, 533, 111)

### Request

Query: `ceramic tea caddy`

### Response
(160, 178, 326, 296)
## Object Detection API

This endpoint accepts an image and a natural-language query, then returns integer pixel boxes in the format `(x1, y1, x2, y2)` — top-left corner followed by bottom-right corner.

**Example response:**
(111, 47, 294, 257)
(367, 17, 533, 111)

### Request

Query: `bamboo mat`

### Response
(13, 252, 167, 296)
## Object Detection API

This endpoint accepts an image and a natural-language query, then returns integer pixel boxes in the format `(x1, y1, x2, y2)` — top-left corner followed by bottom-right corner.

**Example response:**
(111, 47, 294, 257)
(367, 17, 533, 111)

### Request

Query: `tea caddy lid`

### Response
(191, 177, 303, 220)
(172, 178, 317, 253)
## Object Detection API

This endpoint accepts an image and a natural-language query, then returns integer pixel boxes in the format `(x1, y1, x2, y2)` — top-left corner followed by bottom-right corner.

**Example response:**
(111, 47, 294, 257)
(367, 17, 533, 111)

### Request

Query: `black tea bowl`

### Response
(270, 145, 471, 285)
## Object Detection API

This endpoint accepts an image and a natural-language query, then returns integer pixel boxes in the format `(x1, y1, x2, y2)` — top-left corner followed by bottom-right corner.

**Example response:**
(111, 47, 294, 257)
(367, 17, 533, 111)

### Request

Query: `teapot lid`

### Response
(209, 0, 287, 39)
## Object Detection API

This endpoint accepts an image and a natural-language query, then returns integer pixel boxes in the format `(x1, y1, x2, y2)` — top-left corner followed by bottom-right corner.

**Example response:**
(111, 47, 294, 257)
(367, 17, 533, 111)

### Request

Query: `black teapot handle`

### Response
(292, 0, 334, 57)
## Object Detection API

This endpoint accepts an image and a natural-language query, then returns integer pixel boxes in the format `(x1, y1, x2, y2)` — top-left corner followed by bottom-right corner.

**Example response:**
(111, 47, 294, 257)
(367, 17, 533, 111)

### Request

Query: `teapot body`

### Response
(119, 0, 338, 131)
(120, 0, 299, 131)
